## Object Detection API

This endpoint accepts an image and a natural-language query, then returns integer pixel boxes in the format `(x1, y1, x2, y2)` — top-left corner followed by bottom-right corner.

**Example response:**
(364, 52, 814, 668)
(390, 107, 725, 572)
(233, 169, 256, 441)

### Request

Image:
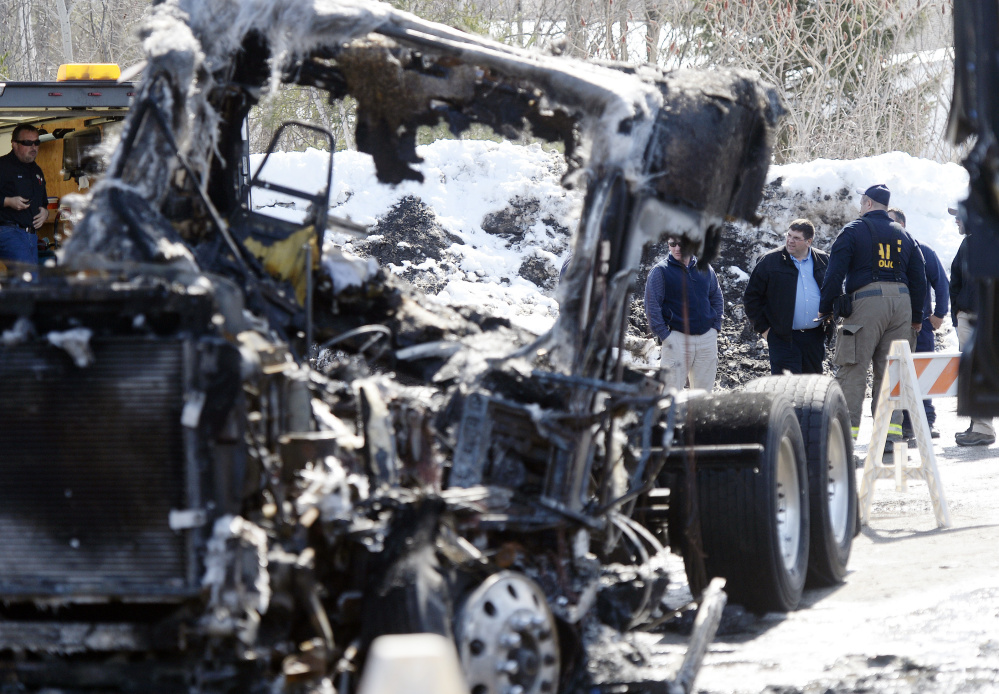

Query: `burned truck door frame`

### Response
(246, 120, 334, 248)
(948, 0, 999, 418)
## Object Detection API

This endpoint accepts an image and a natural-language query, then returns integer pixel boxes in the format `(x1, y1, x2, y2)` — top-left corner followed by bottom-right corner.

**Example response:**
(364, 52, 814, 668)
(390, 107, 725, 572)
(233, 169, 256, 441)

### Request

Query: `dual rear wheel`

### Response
(674, 376, 855, 613)
(744, 375, 856, 587)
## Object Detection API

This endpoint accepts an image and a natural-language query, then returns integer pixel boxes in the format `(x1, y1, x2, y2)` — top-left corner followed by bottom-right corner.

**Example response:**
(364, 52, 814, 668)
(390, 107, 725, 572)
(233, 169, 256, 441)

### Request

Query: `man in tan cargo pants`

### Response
(818, 185, 927, 447)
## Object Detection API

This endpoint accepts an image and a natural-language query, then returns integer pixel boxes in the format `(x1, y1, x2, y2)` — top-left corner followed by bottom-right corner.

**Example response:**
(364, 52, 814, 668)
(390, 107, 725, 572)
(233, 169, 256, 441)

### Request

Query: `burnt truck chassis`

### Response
(949, 0, 999, 419)
(0, 1, 855, 693)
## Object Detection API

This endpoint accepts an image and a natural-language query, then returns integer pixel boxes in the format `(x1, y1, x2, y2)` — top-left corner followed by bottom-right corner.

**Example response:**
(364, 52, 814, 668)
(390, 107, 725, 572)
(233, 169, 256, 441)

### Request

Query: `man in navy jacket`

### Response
(644, 236, 723, 391)
(744, 218, 829, 374)
(819, 184, 926, 441)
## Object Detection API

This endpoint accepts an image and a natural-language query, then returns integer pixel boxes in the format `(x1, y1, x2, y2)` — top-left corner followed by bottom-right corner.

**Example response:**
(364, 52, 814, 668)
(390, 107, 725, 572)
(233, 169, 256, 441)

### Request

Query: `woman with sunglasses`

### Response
(0, 123, 48, 265)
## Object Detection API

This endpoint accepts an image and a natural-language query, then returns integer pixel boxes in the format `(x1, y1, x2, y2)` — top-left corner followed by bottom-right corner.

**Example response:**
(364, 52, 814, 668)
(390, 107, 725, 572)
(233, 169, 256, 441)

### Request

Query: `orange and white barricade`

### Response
(858, 340, 953, 528)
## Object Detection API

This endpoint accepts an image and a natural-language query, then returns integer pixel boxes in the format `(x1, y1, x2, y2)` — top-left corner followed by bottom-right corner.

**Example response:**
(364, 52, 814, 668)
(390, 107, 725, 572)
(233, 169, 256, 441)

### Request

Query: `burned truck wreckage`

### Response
(0, 0, 858, 692)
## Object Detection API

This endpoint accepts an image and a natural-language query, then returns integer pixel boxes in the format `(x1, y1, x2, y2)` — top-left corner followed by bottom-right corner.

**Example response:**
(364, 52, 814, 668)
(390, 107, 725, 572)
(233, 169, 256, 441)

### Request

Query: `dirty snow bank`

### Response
(252, 140, 581, 335)
(769, 152, 968, 267)
(253, 143, 969, 377)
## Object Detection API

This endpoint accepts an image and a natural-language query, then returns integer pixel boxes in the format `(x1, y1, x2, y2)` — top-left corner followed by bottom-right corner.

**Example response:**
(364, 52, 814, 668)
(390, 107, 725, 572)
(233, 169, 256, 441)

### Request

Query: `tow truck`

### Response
(0, 63, 135, 259)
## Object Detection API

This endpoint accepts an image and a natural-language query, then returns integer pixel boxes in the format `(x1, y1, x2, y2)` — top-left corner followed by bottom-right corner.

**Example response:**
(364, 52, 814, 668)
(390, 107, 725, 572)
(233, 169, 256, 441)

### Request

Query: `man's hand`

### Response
(32, 207, 47, 230)
(912, 323, 923, 332)
(3, 196, 30, 211)
(762, 328, 769, 339)
(929, 315, 944, 330)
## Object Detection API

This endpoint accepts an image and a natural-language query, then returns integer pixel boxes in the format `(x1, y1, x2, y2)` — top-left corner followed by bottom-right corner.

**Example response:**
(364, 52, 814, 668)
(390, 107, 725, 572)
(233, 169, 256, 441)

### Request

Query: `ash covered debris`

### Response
(0, 0, 790, 692)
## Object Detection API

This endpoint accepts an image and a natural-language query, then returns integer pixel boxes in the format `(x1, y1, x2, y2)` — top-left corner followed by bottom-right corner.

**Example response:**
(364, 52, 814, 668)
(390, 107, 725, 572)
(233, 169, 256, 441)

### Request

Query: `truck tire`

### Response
(744, 375, 856, 587)
(677, 392, 809, 613)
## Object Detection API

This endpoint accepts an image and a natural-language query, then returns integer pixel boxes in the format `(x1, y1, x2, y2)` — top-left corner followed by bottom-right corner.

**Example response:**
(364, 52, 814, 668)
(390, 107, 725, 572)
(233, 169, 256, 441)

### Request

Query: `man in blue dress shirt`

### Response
(744, 218, 829, 374)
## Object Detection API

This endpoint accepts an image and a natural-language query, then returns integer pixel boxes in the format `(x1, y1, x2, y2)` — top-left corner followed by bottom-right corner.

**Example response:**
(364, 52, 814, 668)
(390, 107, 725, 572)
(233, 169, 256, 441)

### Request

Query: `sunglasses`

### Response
(15, 139, 41, 147)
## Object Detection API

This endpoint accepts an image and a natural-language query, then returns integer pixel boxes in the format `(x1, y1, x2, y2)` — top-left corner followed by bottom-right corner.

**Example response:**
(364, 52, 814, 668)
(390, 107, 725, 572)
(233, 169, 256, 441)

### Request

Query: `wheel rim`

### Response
(455, 572, 560, 694)
(776, 435, 802, 573)
(826, 417, 850, 544)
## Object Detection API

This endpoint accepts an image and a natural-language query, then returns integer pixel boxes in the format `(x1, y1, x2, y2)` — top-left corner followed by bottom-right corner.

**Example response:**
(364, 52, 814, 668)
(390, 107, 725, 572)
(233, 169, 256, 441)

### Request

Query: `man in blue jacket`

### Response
(743, 218, 829, 374)
(644, 236, 723, 391)
(888, 207, 949, 440)
(818, 184, 926, 442)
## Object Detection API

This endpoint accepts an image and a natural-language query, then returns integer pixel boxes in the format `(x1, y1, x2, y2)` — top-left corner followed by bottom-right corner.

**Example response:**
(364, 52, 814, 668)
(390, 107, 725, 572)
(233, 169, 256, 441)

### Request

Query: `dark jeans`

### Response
(768, 327, 824, 375)
(902, 318, 937, 431)
(0, 225, 39, 265)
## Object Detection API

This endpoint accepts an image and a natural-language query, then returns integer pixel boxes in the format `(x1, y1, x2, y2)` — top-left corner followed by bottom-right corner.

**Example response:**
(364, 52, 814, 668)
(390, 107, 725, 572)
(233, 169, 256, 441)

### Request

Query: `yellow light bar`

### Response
(56, 63, 122, 81)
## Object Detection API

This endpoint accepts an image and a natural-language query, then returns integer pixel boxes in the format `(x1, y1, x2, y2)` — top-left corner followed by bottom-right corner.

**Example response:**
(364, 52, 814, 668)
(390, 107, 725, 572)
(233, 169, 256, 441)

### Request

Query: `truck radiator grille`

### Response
(0, 338, 193, 600)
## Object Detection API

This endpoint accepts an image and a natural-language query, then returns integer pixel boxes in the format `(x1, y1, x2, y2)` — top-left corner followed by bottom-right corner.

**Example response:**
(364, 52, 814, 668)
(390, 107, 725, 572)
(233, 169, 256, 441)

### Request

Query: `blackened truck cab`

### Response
(0, 3, 858, 693)
(0, 64, 135, 263)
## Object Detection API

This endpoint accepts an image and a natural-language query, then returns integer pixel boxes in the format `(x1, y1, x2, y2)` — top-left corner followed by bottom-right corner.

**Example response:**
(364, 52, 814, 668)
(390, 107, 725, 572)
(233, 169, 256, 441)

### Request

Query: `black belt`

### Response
(2, 224, 33, 234)
(853, 285, 909, 300)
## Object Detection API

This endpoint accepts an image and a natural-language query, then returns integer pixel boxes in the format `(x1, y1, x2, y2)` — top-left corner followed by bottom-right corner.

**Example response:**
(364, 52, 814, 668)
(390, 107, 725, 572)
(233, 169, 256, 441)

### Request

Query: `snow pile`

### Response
(253, 141, 969, 380)
(769, 151, 968, 267)
(252, 140, 581, 335)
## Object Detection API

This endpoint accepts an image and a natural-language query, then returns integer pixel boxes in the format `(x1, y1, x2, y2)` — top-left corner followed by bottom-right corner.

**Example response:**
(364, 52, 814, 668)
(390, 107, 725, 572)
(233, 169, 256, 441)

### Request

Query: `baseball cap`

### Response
(856, 184, 890, 206)
(947, 206, 958, 216)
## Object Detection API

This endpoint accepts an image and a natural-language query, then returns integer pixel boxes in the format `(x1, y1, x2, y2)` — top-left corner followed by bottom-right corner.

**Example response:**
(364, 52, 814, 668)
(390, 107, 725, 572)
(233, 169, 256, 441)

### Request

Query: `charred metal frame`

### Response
(949, 0, 999, 417)
(0, 1, 787, 692)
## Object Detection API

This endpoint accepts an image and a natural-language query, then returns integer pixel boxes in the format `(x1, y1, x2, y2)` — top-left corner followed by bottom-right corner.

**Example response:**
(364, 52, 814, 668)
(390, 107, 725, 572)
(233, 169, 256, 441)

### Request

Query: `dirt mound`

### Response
(356, 195, 463, 294)
(519, 255, 558, 290)
(482, 196, 542, 241)
(483, 195, 572, 290)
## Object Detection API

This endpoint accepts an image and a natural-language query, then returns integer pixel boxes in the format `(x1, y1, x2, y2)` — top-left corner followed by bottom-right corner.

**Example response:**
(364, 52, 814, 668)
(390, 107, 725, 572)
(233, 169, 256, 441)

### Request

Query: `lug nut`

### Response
(510, 614, 531, 631)
(500, 632, 523, 648)
(498, 659, 519, 675)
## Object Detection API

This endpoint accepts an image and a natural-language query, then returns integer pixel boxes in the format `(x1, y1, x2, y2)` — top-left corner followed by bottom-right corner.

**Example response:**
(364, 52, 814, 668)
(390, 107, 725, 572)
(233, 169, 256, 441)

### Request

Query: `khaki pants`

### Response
(833, 283, 917, 428)
(957, 311, 995, 436)
(660, 328, 718, 392)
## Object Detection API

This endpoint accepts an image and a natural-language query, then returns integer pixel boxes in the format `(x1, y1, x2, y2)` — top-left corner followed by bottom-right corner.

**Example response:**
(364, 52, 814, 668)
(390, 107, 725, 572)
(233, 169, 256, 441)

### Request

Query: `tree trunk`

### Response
(565, 0, 586, 57)
(644, 0, 660, 65)
(604, 0, 614, 59)
(338, 100, 356, 151)
(618, 1, 628, 63)
(55, 0, 75, 63)
(516, 0, 524, 48)
(18, 0, 39, 80)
